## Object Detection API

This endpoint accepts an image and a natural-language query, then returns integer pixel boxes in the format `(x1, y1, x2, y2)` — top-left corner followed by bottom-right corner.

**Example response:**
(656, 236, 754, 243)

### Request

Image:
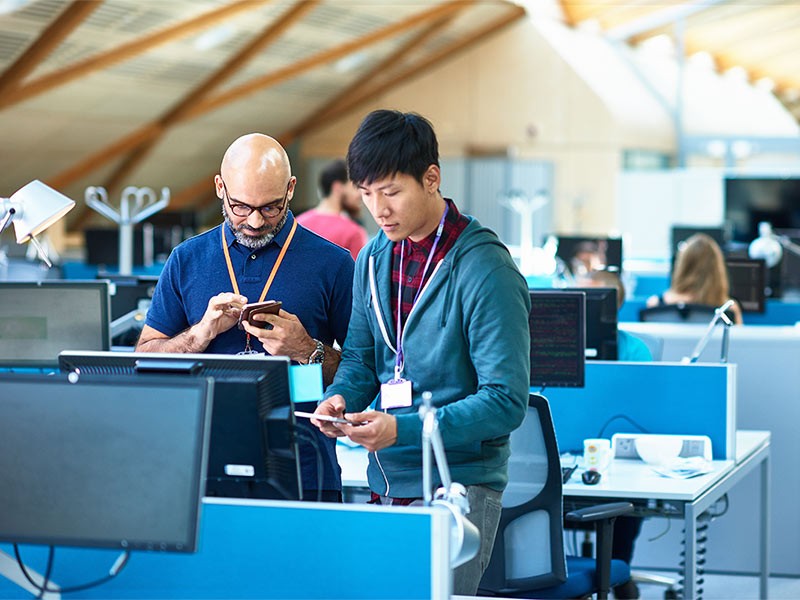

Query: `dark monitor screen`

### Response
(58, 351, 301, 501)
(725, 176, 800, 243)
(553, 235, 623, 276)
(0, 281, 110, 368)
(564, 287, 618, 360)
(529, 291, 586, 388)
(726, 257, 767, 313)
(0, 372, 211, 552)
(100, 275, 159, 321)
(671, 226, 726, 258)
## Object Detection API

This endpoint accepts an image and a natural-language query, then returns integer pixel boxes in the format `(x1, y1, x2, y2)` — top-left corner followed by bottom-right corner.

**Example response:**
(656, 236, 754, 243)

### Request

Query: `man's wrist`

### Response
(306, 339, 325, 365)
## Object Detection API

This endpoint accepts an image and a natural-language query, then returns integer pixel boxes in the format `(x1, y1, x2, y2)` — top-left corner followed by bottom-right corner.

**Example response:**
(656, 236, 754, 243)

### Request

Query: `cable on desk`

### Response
(13, 545, 130, 594)
(294, 426, 323, 502)
(594, 414, 649, 439)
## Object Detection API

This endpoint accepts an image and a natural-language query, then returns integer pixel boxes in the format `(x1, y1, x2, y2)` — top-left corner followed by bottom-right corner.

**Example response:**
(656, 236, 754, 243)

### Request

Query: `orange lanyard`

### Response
(221, 219, 297, 300)
(221, 220, 297, 352)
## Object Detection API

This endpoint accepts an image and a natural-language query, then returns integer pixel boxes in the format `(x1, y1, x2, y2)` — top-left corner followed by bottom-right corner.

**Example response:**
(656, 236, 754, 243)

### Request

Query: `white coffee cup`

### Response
(583, 438, 611, 472)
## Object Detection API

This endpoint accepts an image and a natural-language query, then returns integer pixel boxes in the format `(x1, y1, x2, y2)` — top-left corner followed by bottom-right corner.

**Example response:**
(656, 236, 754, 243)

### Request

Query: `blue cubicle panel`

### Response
(0, 499, 450, 599)
(542, 361, 735, 460)
(619, 296, 800, 325)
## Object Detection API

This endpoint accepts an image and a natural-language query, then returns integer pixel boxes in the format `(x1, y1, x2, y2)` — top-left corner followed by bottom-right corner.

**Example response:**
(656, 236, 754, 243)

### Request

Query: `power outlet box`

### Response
(611, 433, 713, 461)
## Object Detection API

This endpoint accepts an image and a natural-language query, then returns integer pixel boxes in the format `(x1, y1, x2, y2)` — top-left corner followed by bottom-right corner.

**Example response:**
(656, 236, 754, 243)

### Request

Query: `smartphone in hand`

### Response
(237, 300, 282, 330)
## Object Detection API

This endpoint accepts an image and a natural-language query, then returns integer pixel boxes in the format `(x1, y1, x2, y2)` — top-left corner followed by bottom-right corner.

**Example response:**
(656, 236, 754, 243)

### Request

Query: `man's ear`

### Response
(214, 174, 224, 200)
(423, 165, 441, 193)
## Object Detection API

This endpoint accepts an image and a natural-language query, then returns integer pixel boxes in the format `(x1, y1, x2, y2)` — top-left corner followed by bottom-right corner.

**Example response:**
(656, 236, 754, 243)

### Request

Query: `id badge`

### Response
(380, 378, 413, 409)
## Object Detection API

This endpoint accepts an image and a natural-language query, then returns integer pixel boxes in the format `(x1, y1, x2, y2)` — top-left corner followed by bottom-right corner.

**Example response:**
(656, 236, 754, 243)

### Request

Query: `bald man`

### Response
(137, 133, 355, 501)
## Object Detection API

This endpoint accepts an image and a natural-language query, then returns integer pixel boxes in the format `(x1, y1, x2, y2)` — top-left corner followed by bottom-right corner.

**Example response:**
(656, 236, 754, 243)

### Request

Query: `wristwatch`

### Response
(307, 339, 325, 365)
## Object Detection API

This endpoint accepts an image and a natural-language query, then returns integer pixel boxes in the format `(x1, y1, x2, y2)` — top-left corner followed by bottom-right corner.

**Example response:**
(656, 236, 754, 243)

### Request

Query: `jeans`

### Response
(452, 485, 503, 596)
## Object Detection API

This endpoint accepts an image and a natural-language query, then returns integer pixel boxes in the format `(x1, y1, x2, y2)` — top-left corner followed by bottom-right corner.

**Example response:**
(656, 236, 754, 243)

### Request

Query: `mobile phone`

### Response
(293, 411, 361, 426)
(237, 300, 282, 330)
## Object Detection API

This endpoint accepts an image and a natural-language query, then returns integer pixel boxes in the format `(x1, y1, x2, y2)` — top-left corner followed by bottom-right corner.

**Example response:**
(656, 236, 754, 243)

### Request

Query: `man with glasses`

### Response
(137, 133, 355, 502)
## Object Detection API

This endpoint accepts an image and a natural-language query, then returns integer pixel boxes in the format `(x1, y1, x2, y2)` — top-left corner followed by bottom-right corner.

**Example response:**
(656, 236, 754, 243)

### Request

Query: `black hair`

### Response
(346, 110, 439, 186)
(318, 159, 348, 197)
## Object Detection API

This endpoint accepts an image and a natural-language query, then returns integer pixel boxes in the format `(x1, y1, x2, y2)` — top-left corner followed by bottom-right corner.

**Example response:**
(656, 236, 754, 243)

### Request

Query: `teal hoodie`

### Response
(325, 215, 531, 498)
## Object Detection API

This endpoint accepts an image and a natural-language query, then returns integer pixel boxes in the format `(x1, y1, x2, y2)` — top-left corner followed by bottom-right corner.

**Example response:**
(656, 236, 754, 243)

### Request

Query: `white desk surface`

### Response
(337, 430, 770, 501)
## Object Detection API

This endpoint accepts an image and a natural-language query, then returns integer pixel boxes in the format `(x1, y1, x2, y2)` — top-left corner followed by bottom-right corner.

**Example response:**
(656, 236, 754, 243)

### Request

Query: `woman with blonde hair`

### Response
(647, 233, 743, 324)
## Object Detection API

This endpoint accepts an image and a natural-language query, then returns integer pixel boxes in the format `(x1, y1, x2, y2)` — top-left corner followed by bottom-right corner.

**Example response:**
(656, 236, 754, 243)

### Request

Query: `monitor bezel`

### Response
(725, 256, 767, 314)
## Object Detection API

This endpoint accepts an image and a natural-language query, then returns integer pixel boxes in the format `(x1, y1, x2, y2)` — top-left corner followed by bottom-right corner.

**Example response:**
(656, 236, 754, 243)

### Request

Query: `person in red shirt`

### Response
(297, 159, 368, 261)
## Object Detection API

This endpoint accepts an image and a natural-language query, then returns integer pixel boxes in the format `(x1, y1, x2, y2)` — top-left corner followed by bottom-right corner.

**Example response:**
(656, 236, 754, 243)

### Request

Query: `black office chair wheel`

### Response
(664, 588, 679, 600)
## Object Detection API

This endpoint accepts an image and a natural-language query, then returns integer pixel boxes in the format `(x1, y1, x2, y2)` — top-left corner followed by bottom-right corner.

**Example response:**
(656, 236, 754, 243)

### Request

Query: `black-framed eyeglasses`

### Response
(221, 178, 290, 219)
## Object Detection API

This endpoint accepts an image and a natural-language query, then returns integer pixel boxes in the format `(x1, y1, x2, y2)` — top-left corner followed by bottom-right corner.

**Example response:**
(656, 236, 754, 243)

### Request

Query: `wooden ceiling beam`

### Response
(0, 0, 269, 110)
(0, 0, 101, 97)
(283, 4, 528, 147)
(183, 0, 468, 121)
(61, 1, 317, 230)
(186, 4, 526, 215)
(281, 13, 462, 146)
(97, 0, 318, 197)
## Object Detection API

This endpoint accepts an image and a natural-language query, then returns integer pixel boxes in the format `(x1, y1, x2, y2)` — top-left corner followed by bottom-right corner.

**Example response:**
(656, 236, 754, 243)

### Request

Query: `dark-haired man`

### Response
(297, 159, 367, 260)
(137, 133, 354, 502)
(311, 110, 530, 594)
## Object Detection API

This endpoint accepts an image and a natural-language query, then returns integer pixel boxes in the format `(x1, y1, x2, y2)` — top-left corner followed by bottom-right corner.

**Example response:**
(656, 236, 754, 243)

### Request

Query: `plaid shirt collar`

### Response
(391, 198, 468, 326)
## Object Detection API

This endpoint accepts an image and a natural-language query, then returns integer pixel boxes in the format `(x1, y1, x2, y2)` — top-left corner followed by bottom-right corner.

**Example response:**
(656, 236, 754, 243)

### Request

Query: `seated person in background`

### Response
(296, 159, 368, 261)
(646, 233, 743, 324)
(569, 240, 604, 277)
(576, 270, 652, 362)
(577, 269, 650, 599)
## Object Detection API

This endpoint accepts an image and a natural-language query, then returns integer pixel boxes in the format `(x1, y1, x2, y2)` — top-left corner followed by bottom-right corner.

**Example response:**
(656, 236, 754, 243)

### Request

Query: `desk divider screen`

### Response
(543, 361, 736, 460)
(0, 500, 451, 599)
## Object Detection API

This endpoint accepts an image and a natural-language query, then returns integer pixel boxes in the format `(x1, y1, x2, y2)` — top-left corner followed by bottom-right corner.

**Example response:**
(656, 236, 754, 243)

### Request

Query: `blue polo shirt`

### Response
(146, 211, 355, 494)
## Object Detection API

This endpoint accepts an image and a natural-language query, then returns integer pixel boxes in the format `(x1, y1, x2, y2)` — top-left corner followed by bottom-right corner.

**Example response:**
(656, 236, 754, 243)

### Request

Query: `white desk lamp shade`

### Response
(748, 222, 783, 268)
(8, 180, 75, 243)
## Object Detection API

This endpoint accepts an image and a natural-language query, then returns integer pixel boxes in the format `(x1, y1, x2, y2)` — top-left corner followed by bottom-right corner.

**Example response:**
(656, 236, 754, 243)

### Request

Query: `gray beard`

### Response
(222, 207, 287, 250)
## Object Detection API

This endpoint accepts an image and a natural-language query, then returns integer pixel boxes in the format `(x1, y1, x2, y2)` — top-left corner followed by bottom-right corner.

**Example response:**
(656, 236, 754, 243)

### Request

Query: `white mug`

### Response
(583, 438, 611, 472)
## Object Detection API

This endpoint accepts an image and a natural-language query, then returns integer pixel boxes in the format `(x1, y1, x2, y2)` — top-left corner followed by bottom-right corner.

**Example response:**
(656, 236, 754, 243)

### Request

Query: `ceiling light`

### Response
(755, 77, 776, 93)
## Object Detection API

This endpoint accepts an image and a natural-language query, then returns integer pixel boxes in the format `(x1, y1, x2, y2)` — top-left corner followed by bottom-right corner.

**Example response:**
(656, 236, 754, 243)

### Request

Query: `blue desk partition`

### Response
(620, 296, 800, 325)
(0, 499, 450, 599)
(542, 361, 735, 460)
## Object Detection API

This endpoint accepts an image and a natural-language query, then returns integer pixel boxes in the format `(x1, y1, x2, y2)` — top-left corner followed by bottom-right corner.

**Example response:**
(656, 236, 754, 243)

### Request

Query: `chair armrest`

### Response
(565, 502, 634, 523)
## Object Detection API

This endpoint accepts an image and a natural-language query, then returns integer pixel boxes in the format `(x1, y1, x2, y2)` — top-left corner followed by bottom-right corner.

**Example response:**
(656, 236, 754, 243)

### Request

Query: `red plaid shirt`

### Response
(391, 199, 469, 329)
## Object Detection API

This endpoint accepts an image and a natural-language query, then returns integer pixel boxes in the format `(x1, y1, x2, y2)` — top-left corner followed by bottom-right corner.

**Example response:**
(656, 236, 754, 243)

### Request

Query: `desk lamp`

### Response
(0, 180, 76, 267)
(419, 391, 480, 569)
(684, 299, 735, 364)
(748, 221, 800, 268)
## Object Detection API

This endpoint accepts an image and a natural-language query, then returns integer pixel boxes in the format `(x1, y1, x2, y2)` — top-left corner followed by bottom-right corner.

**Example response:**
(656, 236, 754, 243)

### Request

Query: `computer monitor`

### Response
(0, 372, 211, 552)
(0, 281, 111, 368)
(58, 351, 301, 501)
(724, 176, 800, 243)
(564, 287, 618, 360)
(726, 257, 767, 313)
(529, 291, 586, 389)
(553, 235, 623, 276)
(671, 226, 726, 259)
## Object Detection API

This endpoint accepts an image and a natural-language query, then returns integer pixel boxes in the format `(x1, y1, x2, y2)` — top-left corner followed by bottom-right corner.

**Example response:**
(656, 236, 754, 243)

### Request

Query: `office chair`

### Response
(478, 394, 633, 599)
(638, 303, 717, 323)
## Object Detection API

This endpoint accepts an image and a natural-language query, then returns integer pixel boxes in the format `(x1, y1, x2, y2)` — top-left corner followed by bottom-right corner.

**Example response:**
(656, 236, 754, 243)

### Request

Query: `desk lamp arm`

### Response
(687, 299, 735, 364)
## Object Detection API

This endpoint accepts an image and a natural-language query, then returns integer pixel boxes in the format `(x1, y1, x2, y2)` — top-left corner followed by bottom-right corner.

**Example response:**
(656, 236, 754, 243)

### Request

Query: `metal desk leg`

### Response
(684, 502, 697, 600)
(760, 454, 770, 599)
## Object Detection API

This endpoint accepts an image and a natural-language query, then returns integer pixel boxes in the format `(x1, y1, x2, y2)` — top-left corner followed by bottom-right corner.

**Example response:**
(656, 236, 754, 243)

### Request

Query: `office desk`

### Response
(564, 430, 770, 599)
(337, 430, 770, 599)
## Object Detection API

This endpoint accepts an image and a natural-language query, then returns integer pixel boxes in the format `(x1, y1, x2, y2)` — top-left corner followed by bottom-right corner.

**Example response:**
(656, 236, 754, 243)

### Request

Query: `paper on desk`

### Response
(649, 456, 713, 479)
